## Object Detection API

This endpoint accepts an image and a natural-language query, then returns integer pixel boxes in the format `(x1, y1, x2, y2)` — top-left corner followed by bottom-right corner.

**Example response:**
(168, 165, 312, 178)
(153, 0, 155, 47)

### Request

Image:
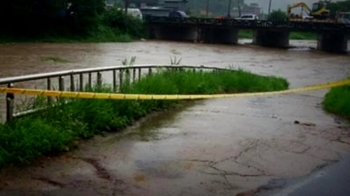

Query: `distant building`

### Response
(243, 3, 261, 15)
(162, 0, 188, 10)
(232, 3, 261, 17)
(118, 0, 160, 8)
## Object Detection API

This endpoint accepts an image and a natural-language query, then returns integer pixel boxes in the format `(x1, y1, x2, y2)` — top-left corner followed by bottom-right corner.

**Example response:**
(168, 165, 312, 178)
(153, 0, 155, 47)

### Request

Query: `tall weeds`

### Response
(0, 68, 289, 167)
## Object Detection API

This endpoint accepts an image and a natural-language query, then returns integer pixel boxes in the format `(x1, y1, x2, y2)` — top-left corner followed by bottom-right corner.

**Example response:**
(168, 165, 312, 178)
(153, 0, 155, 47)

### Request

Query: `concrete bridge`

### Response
(145, 17, 350, 53)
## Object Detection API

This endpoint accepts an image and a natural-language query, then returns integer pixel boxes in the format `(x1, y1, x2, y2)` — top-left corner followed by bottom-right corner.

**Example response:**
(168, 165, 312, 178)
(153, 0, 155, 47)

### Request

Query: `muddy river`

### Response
(0, 40, 349, 196)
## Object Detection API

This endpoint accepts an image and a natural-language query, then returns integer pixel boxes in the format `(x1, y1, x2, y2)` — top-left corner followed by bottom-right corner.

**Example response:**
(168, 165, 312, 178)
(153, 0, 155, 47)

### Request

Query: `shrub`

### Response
(102, 8, 145, 38)
(323, 85, 350, 119)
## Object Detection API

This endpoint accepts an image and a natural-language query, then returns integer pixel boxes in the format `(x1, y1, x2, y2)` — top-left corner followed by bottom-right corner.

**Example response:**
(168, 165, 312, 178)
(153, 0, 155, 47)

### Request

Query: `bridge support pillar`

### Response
(317, 31, 348, 53)
(149, 25, 198, 42)
(199, 28, 238, 44)
(253, 30, 290, 48)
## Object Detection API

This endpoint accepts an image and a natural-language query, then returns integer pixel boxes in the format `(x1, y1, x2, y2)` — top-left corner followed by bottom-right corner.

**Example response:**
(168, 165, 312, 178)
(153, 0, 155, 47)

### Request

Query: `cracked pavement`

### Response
(0, 41, 350, 196)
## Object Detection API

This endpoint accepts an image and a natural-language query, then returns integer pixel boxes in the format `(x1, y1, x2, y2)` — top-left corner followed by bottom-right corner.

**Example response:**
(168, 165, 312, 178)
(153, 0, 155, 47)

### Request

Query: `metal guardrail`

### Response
(0, 64, 231, 123)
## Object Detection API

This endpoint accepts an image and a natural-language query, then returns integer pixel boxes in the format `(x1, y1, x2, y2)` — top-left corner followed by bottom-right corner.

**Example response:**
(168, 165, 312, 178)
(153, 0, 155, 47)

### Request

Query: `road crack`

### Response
(208, 165, 266, 177)
(79, 157, 113, 181)
(32, 176, 65, 188)
(185, 159, 216, 165)
(234, 139, 260, 161)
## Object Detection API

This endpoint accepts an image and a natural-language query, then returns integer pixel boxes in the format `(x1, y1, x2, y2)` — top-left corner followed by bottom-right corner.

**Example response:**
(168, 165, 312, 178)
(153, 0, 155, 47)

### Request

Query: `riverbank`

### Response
(0, 69, 288, 168)
(0, 24, 138, 43)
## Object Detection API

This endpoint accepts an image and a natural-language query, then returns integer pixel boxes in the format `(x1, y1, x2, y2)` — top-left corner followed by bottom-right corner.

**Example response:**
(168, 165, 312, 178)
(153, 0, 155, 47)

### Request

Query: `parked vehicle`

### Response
(140, 6, 189, 20)
(126, 8, 143, 20)
(168, 10, 189, 18)
(140, 7, 172, 18)
(116, 8, 143, 20)
(235, 14, 259, 20)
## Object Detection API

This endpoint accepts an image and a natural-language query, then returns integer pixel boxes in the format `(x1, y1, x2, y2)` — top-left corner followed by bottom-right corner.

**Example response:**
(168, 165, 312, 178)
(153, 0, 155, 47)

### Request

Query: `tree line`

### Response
(1, 0, 106, 35)
(0, 0, 144, 40)
(326, 0, 350, 18)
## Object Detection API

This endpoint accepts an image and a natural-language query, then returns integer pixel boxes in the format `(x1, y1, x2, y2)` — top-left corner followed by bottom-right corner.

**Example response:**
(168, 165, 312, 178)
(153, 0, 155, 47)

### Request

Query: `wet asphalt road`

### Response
(289, 156, 350, 196)
(265, 156, 350, 196)
(0, 40, 350, 196)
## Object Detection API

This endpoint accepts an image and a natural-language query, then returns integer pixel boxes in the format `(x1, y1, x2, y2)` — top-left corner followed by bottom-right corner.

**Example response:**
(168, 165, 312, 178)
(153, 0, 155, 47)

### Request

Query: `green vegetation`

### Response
(268, 10, 287, 21)
(0, 68, 289, 167)
(238, 30, 317, 40)
(0, 1, 144, 43)
(326, 0, 350, 18)
(323, 85, 350, 120)
(290, 32, 317, 40)
(238, 30, 254, 39)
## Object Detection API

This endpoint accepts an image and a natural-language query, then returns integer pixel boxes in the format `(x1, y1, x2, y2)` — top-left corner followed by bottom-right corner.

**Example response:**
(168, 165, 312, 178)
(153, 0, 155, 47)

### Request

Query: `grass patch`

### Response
(238, 30, 317, 40)
(238, 30, 254, 39)
(0, 68, 289, 167)
(290, 32, 317, 40)
(323, 85, 350, 120)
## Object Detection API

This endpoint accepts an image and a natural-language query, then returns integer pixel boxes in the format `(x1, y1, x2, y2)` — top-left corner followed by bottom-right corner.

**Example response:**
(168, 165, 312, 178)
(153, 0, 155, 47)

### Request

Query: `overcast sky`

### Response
(245, 0, 342, 13)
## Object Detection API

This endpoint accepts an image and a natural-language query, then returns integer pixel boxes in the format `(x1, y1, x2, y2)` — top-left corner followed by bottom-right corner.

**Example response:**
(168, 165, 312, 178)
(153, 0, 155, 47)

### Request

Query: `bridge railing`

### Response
(145, 16, 349, 32)
(0, 64, 230, 123)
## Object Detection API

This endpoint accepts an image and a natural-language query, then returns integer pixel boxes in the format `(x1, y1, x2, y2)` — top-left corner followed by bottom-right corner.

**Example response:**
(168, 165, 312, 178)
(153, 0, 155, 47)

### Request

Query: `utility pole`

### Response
(268, 0, 272, 16)
(124, 0, 129, 14)
(193, 0, 197, 16)
(206, 0, 209, 17)
(238, 0, 242, 17)
(227, 0, 232, 18)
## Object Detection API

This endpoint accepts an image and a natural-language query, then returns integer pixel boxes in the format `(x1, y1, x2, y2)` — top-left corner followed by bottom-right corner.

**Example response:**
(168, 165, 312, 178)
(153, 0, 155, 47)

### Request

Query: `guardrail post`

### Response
(119, 69, 123, 90)
(125, 68, 130, 85)
(132, 68, 136, 83)
(148, 68, 152, 76)
(113, 70, 117, 92)
(70, 74, 75, 91)
(47, 78, 52, 105)
(88, 72, 92, 90)
(59, 76, 65, 91)
(79, 73, 84, 91)
(138, 68, 141, 81)
(214, 68, 218, 74)
(6, 83, 14, 123)
(97, 72, 102, 86)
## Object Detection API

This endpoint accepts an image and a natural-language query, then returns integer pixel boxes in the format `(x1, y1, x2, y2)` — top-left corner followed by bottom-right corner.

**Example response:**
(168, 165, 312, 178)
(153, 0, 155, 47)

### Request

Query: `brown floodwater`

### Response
(0, 40, 350, 196)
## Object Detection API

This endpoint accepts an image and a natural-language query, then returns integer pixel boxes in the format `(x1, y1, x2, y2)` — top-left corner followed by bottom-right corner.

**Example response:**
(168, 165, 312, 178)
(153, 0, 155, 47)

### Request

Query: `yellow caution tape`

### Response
(0, 79, 349, 100)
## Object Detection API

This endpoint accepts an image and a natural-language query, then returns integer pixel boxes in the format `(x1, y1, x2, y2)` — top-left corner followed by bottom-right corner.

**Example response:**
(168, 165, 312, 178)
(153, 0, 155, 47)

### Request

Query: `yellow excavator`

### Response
(287, 1, 330, 20)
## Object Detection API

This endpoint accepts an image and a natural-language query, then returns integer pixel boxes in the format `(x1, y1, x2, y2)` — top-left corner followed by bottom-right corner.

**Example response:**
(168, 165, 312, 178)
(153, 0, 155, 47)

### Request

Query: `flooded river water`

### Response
(0, 40, 350, 196)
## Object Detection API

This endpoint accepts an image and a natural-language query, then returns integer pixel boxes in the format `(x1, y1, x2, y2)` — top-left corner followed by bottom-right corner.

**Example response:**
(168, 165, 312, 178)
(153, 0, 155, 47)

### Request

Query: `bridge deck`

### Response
(146, 17, 350, 32)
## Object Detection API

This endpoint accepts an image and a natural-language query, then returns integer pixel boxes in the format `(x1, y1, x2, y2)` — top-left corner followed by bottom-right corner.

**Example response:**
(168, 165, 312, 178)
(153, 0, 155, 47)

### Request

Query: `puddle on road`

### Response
(102, 101, 196, 144)
(135, 159, 184, 179)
